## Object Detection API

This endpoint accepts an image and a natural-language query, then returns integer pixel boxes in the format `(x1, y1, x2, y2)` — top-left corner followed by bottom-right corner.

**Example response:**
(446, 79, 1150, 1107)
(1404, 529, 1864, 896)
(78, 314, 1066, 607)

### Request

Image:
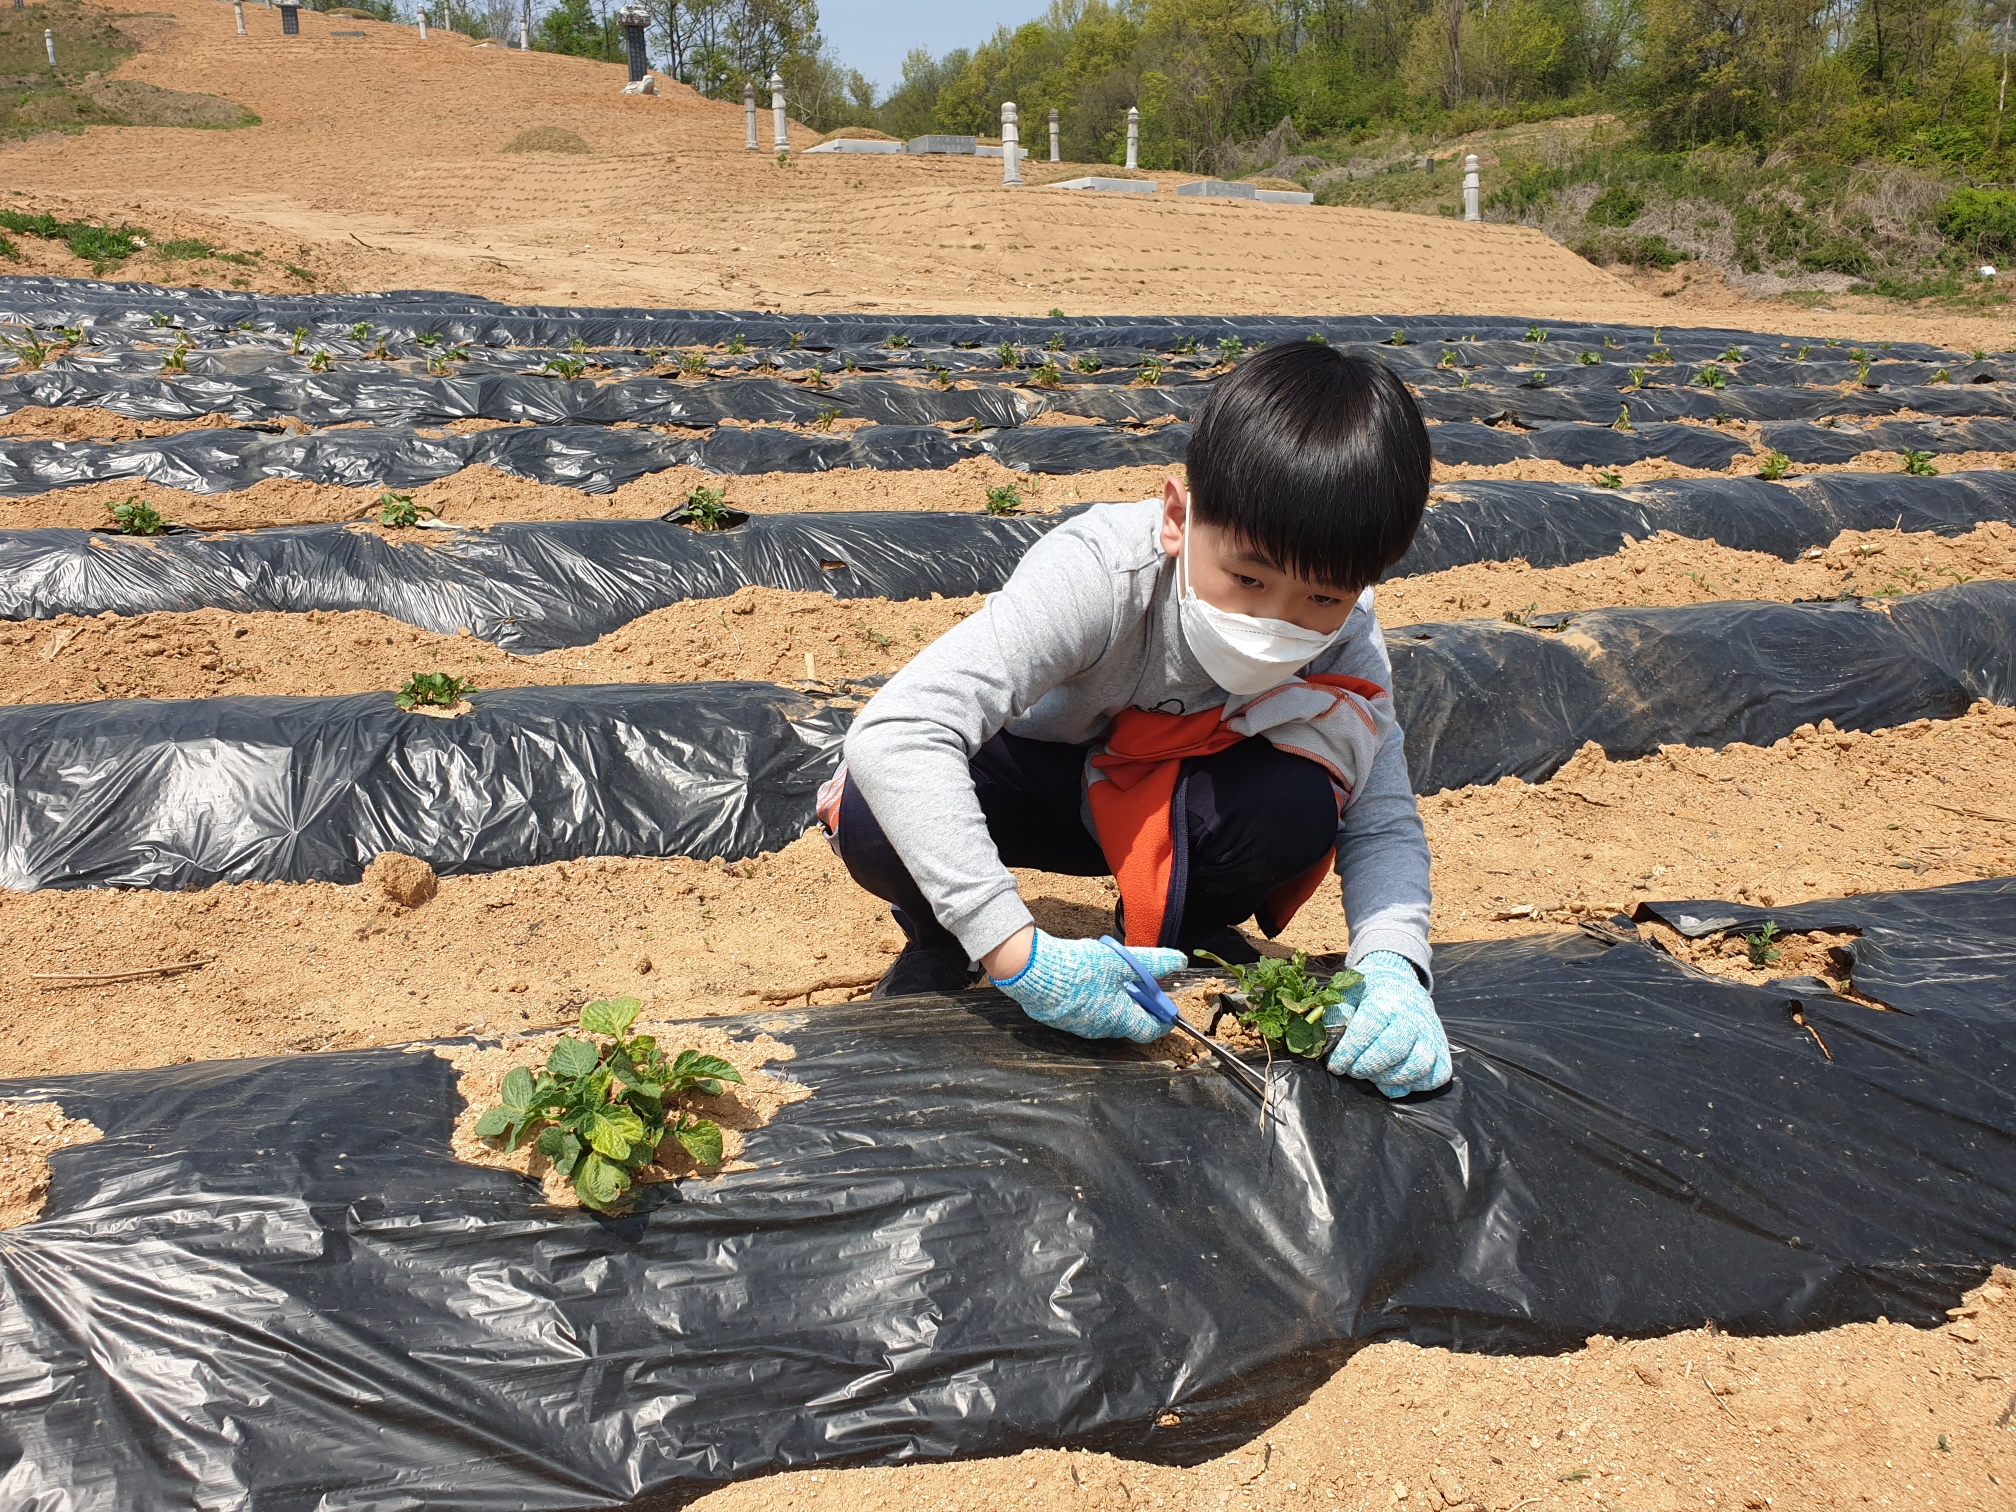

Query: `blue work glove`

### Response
(990, 928, 1185, 1043)
(1324, 951, 1452, 1097)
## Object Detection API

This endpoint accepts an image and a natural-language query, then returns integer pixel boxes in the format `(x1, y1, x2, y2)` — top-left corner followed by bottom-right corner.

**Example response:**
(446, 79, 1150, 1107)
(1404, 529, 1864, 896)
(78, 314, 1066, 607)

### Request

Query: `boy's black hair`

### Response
(1184, 341, 1431, 590)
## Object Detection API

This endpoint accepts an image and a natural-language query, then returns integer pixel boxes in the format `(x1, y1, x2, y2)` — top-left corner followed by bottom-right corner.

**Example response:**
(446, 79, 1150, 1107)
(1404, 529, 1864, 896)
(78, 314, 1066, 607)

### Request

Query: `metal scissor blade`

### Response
(1169, 1017, 1273, 1107)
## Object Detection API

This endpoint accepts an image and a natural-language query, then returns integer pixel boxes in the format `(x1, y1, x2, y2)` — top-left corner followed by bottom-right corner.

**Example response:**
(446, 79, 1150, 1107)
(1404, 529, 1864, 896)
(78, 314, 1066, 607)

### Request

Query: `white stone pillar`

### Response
(1002, 101, 1022, 186)
(1462, 154, 1480, 222)
(1048, 108, 1059, 163)
(1125, 106, 1139, 170)
(744, 82, 757, 149)
(44, 27, 55, 65)
(771, 70, 787, 152)
(416, 6, 426, 37)
(235, 0, 246, 33)
(519, 0, 531, 49)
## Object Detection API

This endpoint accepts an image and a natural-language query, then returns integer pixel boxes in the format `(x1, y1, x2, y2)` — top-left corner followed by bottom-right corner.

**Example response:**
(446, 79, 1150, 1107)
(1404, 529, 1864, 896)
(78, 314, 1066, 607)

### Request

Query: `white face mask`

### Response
(1176, 528, 1350, 695)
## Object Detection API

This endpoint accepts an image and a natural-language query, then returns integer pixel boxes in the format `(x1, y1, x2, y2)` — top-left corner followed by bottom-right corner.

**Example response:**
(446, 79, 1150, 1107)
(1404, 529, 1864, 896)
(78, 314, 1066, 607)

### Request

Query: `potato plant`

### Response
(475, 996, 744, 1211)
(377, 492, 434, 527)
(397, 671, 473, 710)
(984, 483, 1022, 515)
(107, 496, 166, 536)
(682, 484, 733, 530)
(1195, 950, 1363, 1060)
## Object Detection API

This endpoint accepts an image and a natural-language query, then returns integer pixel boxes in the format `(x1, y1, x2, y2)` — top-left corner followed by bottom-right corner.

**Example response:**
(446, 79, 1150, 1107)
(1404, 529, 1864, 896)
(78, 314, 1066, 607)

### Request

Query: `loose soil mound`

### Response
(439, 1021, 807, 1205)
(0, 455, 1157, 530)
(6, 525, 2009, 705)
(5, 702, 2009, 1080)
(0, 1099, 101, 1229)
(681, 1274, 2014, 1512)
(502, 125, 588, 154)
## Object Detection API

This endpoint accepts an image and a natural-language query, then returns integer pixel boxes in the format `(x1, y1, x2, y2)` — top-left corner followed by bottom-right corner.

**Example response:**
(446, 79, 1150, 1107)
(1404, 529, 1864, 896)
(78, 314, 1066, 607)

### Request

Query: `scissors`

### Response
(1098, 936, 1274, 1109)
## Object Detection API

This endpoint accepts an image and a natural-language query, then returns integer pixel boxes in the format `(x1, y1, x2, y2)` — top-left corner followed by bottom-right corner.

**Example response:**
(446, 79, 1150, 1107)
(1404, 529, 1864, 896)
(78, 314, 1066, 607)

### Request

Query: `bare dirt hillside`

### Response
(0, 0, 2005, 348)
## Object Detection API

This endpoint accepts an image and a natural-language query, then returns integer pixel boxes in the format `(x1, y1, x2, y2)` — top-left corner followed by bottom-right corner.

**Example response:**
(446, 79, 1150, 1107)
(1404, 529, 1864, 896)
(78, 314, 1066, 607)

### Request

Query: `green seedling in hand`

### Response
(1745, 920, 1782, 967)
(1595, 469, 1623, 488)
(1756, 450, 1791, 480)
(813, 406, 840, 432)
(1386, 328, 1408, 346)
(1216, 335, 1246, 362)
(1524, 325, 1548, 343)
(681, 484, 733, 530)
(996, 341, 1022, 370)
(473, 996, 743, 1212)
(1577, 350, 1600, 365)
(1045, 332, 1066, 351)
(1194, 949, 1362, 1060)
(1902, 449, 1939, 476)
(544, 355, 588, 379)
(377, 492, 434, 527)
(107, 496, 165, 536)
(1693, 363, 1727, 390)
(984, 483, 1022, 515)
(397, 671, 473, 710)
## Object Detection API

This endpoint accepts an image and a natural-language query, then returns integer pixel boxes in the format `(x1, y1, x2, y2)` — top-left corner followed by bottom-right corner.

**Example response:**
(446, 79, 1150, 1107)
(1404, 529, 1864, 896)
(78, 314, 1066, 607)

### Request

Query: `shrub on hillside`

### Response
(1936, 188, 2016, 261)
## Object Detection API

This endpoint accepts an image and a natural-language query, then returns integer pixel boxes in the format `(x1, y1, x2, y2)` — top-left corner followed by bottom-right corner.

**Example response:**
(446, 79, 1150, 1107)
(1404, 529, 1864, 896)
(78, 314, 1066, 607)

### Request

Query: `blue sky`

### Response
(818, 0, 1051, 94)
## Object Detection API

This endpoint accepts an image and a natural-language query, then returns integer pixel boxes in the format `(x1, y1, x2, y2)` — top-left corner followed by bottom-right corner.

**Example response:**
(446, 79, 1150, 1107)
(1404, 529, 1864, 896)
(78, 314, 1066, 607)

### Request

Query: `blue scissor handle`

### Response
(1098, 935, 1179, 1025)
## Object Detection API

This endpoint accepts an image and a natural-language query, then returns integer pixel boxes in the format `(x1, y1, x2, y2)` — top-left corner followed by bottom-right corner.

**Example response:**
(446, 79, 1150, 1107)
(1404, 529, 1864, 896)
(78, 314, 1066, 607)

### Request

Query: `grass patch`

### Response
(0, 209, 148, 270)
(503, 125, 589, 154)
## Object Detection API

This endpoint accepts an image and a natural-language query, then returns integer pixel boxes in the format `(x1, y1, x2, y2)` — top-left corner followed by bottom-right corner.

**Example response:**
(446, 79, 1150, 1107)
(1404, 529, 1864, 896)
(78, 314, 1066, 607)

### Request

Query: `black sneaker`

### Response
(870, 942, 980, 999)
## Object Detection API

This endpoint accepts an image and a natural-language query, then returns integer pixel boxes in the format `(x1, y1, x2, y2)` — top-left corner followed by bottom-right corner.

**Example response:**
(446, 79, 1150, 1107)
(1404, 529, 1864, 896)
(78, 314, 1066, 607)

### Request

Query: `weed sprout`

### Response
(1744, 921, 1782, 967)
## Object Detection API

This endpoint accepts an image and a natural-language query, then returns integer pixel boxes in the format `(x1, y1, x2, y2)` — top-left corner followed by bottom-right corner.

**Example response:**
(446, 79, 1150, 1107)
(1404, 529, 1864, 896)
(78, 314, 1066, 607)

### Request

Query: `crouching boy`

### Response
(818, 341, 1449, 1097)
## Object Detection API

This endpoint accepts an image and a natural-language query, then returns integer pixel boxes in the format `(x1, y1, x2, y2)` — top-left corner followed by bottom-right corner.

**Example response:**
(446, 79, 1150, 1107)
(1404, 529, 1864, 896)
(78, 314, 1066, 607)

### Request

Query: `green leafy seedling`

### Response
(160, 339, 190, 374)
(1720, 342, 1743, 362)
(1437, 348, 1457, 369)
(426, 347, 470, 375)
(1194, 949, 1362, 1060)
(396, 671, 473, 710)
(1902, 449, 1939, 476)
(1595, 470, 1623, 488)
(726, 333, 747, 355)
(1647, 345, 1672, 364)
(544, 355, 588, 379)
(1628, 366, 1648, 389)
(1855, 360, 1873, 386)
(1031, 358, 1063, 389)
(107, 496, 166, 536)
(679, 349, 709, 378)
(1307, 331, 1330, 344)
(1930, 368, 1951, 384)
(1693, 363, 1727, 390)
(1386, 328, 1408, 346)
(1502, 601, 1541, 626)
(1745, 920, 1783, 967)
(928, 362, 952, 388)
(290, 325, 307, 354)
(682, 484, 733, 531)
(1603, 335, 1622, 348)
(788, 331, 804, 351)
(1135, 357, 1164, 386)
(1216, 335, 1246, 362)
(1795, 344, 1810, 360)
(886, 332, 911, 349)
(984, 483, 1022, 516)
(1074, 354, 1101, 374)
(1524, 324, 1548, 343)
(1577, 350, 1600, 365)
(1045, 332, 1066, 351)
(568, 336, 589, 355)
(377, 492, 434, 527)
(1613, 403, 1634, 432)
(1047, 307, 1064, 319)
(1971, 347, 1987, 361)
(1756, 450, 1791, 480)
(351, 322, 371, 341)
(1848, 347, 1866, 361)
(1524, 369, 1550, 388)
(416, 332, 440, 348)
(1171, 336, 1197, 355)
(308, 349, 331, 373)
(3, 333, 52, 370)
(813, 406, 841, 432)
(996, 341, 1022, 370)
(473, 996, 744, 1212)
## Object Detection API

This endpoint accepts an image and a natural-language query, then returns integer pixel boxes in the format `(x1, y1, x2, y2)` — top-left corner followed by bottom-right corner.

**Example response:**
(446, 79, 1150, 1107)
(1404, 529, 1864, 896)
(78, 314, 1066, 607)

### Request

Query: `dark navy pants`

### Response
(830, 730, 1338, 954)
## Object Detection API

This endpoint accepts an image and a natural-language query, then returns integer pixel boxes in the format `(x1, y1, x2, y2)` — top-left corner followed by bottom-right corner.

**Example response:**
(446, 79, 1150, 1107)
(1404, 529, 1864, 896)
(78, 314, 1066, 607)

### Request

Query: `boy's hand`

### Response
(1323, 951, 1451, 1097)
(990, 928, 1184, 1042)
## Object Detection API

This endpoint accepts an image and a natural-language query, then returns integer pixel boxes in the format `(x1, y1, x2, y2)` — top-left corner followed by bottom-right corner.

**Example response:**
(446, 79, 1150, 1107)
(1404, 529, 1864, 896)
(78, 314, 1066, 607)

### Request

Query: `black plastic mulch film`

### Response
(4, 583, 2009, 892)
(2, 878, 2011, 1505)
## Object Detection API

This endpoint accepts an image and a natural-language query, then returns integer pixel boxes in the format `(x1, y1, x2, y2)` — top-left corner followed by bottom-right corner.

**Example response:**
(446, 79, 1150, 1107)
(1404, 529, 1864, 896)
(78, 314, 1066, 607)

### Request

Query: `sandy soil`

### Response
(0, 0, 2007, 352)
(439, 1020, 807, 1206)
(5, 699, 2009, 1080)
(0, 456, 1164, 530)
(10, 524, 2009, 705)
(0, 1099, 101, 1229)
(0, 406, 251, 442)
(689, 1272, 2016, 1512)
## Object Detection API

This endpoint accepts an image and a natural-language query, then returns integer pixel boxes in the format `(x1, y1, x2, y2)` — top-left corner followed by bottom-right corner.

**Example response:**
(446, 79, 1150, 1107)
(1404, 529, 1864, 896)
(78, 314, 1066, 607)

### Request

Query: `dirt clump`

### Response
(365, 851, 438, 909)
(502, 125, 589, 154)
(439, 1020, 807, 1206)
(0, 1100, 102, 1230)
